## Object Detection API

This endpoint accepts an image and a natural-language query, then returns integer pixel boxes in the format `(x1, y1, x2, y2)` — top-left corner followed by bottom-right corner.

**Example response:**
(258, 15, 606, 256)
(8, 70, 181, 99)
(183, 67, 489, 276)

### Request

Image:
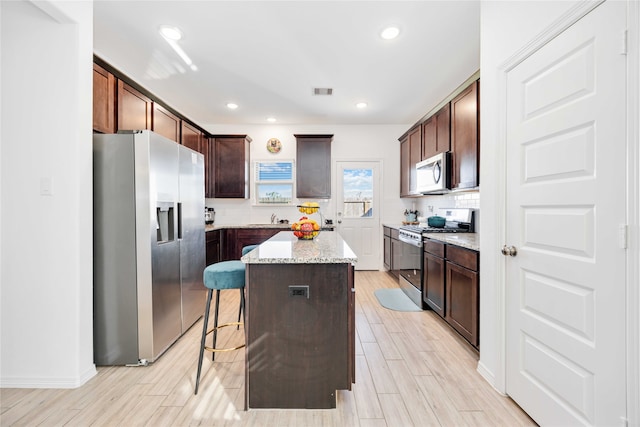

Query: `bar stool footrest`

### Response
(204, 322, 246, 353)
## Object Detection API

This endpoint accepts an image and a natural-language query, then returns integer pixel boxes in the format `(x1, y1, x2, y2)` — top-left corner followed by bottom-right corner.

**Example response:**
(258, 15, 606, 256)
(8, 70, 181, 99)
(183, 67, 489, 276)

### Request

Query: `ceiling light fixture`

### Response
(159, 25, 182, 41)
(266, 117, 277, 123)
(159, 24, 197, 72)
(380, 26, 400, 40)
(226, 103, 238, 110)
(356, 102, 368, 109)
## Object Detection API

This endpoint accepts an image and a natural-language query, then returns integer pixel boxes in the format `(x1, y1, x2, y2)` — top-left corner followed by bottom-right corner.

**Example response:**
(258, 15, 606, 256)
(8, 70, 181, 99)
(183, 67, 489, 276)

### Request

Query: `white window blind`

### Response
(254, 160, 294, 205)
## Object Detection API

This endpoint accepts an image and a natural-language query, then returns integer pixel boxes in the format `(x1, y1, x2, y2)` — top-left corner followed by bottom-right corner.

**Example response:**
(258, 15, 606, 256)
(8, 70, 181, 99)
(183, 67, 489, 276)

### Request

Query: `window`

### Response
(254, 160, 294, 205)
(342, 168, 373, 218)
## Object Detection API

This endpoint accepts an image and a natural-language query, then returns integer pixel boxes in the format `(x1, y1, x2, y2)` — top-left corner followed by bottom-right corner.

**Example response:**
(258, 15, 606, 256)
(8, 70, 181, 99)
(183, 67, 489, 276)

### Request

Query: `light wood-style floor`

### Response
(1, 271, 536, 426)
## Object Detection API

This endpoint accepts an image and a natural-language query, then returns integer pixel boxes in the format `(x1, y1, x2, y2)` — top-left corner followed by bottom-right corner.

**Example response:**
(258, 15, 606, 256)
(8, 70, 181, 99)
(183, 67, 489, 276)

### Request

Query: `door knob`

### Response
(501, 245, 517, 257)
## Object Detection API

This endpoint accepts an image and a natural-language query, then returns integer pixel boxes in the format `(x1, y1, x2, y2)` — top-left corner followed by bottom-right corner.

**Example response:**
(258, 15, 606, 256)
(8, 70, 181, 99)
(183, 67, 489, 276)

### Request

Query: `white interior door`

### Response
(336, 161, 380, 270)
(504, 2, 627, 425)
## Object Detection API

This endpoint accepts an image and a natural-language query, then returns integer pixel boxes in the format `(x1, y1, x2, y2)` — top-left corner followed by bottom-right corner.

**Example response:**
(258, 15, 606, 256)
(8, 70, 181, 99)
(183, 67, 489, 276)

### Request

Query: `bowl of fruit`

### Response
(291, 216, 321, 240)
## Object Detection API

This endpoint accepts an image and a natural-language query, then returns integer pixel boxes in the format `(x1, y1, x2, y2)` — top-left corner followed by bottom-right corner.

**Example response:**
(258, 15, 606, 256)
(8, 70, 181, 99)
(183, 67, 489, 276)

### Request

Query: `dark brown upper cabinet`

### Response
(117, 80, 152, 132)
(203, 136, 214, 198)
(211, 135, 252, 199)
(152, 103, 180, 142)
(181, 121, 202, 153)
(399, 125, 422, 198)
(399, 135, 410, 197)
(408, 126, 422, 195)
(450, 80, 479, 190)
(92, 63, 116, 134)
(422, 103, 450, 160)
(295, 134, 333, 199)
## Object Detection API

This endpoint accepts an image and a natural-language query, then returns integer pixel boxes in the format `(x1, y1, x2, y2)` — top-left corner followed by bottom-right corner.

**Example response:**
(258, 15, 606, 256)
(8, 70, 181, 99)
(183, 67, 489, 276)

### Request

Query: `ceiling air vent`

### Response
(313, 88, 333, 96)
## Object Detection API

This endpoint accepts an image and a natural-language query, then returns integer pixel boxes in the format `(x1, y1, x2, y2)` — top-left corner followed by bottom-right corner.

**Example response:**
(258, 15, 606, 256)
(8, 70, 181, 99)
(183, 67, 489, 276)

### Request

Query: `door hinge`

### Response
(619, 224, 628, 249)
(621, 30, 628, 55)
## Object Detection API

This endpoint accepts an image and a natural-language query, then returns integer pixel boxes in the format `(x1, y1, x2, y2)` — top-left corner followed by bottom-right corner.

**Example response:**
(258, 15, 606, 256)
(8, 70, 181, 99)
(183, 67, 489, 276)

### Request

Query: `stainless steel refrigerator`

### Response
(93, 130, 205, 365)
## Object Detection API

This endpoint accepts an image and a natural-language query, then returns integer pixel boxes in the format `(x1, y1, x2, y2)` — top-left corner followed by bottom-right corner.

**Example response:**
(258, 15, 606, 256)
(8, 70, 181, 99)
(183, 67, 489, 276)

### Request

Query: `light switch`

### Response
(40, 177, 53, 196)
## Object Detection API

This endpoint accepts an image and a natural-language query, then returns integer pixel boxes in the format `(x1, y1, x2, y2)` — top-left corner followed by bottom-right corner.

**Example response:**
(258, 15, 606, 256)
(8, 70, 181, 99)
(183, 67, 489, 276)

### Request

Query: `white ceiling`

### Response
(93, 1, 480, 127)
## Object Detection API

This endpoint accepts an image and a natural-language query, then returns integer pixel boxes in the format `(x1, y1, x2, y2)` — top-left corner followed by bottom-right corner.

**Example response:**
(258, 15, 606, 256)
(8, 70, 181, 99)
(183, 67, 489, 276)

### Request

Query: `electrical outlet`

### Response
(288, 285, 309, 298)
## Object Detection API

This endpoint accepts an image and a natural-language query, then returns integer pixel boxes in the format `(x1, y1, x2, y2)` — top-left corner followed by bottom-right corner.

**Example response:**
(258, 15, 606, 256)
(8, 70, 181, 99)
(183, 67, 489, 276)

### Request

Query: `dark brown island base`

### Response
(241, 231, 358, 409)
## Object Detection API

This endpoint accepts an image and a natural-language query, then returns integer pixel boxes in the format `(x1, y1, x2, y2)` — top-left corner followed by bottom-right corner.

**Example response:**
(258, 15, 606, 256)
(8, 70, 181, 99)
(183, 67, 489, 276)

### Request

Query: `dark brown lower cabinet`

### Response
(223, 228, 282, 260)
(383, 226, 392, 271)
(423, 239, 446, 318)
(245, 262, 354, 409)
(205, 230, 221, 266)
(445, 245, 479, 348)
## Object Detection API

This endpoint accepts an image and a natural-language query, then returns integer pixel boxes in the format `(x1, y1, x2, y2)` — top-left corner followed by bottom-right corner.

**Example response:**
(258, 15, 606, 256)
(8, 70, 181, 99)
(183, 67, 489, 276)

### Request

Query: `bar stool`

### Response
(194, 244, 258, 395)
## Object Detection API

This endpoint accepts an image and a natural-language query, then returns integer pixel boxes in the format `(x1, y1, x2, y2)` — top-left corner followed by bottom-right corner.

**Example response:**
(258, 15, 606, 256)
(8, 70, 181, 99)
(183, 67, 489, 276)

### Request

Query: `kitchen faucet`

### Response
(271, 213, 277, 224)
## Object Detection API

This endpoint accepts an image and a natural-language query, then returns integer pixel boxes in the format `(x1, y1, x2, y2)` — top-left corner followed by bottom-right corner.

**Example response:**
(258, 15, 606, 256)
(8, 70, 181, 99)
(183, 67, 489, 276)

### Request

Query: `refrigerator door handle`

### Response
(177, 202, 183, 240)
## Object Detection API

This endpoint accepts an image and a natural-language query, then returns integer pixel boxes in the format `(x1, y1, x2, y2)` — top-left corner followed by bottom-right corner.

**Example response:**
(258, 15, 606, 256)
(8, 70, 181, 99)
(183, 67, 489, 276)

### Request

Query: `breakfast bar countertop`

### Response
(241, 231, 357, 265)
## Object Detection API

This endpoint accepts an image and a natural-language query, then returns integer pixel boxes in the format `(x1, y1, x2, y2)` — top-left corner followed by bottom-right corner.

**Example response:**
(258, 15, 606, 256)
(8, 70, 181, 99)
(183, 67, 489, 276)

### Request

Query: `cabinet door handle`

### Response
(501, 245, 517, 257)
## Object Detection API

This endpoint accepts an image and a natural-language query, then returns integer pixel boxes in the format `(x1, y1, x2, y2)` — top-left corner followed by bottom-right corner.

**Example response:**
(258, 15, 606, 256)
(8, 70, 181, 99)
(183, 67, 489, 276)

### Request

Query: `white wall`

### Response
(205, 124, 408, 252)
(0, 0, 95, 387)
(478, 0, 582, 393)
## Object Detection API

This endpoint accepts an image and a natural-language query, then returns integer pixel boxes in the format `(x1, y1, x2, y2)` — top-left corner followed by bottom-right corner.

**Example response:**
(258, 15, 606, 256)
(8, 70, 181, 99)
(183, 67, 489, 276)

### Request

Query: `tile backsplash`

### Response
(410, 191, 479, 213)
(404, 190, 480, 233)
(447, 191, 480, 209)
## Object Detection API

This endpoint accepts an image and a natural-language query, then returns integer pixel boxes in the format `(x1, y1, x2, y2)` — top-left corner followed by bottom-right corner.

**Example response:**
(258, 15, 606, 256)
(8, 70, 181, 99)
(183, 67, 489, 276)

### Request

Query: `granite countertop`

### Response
(382, 223, 404, 230)
(383, 223, 479, 251)
(424, 233, 479, 251)
(205, 223, 335, 232)
(241, 231, 357, 265)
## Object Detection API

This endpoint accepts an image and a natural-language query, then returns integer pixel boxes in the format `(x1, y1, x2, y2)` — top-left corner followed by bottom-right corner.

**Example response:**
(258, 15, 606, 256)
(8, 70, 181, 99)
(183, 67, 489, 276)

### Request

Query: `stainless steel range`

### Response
(396, 208, 474, 308)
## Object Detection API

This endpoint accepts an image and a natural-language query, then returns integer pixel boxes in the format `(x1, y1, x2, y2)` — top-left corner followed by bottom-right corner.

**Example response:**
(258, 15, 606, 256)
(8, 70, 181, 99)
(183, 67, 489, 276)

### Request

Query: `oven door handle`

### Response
(398, 234, 423, 248)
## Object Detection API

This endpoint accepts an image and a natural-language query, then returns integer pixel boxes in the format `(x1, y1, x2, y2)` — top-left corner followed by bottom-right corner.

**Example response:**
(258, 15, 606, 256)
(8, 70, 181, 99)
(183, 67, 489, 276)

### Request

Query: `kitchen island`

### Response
(241, 231, 357, 409)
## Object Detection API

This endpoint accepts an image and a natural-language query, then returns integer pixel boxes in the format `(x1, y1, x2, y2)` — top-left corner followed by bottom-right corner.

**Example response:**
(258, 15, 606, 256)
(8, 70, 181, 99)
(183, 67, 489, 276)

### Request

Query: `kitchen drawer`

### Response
(384, 226, 391, 237)
(423, 238, 445, 257)
(446, 244, 478, 271)
(390, 228, 399, 239)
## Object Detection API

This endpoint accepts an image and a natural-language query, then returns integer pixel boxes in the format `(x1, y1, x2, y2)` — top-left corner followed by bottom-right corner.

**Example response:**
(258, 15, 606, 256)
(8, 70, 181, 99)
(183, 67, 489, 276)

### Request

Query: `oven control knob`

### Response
(501, 245, 517, 257)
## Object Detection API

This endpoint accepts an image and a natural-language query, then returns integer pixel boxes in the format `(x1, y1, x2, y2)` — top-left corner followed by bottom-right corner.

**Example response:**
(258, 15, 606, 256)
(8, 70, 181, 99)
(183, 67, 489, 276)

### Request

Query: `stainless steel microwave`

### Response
(416, 152, 450, 194)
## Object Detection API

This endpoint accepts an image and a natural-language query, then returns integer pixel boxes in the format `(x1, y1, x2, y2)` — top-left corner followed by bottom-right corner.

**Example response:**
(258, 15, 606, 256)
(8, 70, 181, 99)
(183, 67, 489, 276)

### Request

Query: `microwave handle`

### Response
(433, 160, 442, 184)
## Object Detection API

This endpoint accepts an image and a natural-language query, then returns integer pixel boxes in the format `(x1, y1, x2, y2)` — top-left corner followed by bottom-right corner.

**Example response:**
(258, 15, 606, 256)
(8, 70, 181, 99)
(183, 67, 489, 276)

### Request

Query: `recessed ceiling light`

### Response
(266, 117, 277, 123)
(226, 103, 238, 110)
(380, 26, 400, 40)
(356, 102, 368, 109)
(159, 25, 183, 41)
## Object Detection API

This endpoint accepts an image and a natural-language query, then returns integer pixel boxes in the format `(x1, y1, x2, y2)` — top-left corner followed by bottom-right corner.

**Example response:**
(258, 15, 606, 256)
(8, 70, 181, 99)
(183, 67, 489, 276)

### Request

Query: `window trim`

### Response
(253, 159, 296, 206)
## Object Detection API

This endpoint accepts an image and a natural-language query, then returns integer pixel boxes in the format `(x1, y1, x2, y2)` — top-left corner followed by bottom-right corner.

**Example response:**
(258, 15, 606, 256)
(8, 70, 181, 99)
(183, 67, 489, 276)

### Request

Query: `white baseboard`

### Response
(0, 365, 97, 389)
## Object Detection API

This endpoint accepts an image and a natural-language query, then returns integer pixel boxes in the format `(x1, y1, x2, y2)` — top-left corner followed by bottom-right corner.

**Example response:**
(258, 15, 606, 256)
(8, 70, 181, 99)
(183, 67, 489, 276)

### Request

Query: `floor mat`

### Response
(374, 288, 422, 312)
